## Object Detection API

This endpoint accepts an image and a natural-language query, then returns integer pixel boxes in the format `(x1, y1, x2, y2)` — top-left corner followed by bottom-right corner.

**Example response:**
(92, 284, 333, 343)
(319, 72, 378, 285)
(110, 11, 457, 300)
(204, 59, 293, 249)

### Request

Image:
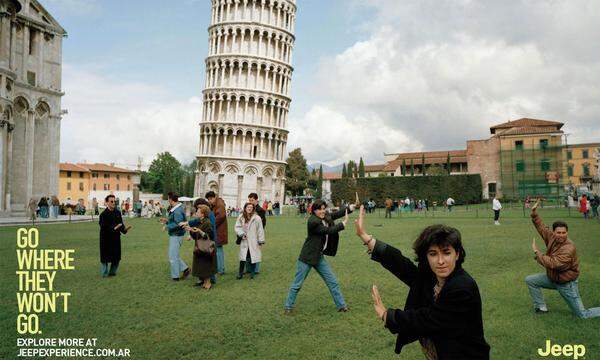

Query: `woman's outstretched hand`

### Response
(354, 205, 374, 248)
(342, 209, 349, 227)
(372, 285, 387, 322)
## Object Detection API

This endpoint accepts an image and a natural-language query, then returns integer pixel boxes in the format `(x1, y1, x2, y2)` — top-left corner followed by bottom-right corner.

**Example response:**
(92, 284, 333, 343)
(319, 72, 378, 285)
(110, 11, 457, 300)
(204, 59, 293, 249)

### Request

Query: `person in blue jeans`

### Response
(160, 192, 190, 281)
(525, 199, 600, 318)
(284, 199, 355, 314)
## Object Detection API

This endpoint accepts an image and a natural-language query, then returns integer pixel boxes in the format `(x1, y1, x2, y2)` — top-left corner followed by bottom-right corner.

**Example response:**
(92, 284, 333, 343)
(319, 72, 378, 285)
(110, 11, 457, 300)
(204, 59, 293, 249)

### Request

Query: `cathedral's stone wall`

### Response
(0, 0, 65, 216)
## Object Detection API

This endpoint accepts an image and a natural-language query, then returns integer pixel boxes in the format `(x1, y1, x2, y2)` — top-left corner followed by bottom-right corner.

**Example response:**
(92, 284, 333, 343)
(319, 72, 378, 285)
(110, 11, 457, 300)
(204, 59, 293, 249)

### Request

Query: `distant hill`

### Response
(307, 162, 343, 174)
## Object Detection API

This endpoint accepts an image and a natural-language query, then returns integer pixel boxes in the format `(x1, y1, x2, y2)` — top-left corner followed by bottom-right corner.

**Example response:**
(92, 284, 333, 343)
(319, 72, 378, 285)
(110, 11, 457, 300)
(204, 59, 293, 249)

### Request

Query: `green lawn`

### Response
(1, 209, 599, 359)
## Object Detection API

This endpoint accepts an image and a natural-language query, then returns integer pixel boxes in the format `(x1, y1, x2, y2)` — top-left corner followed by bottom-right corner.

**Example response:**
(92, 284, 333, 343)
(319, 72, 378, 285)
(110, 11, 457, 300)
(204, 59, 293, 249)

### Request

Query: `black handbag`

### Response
(236, 234, 243, 245)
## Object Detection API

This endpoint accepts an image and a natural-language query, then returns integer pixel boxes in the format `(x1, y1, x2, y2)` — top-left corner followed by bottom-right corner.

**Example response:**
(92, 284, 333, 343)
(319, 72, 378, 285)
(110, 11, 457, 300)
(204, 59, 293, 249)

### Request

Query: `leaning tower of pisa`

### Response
(194, 0, 296, 207)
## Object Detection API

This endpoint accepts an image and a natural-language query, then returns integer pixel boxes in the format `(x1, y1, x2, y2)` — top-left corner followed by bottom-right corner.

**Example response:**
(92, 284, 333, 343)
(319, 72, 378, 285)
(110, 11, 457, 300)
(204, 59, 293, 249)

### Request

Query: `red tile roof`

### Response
(59, 163, 90, 172)
(490, 118, 563, 133)
(494, 126, 564, 136)
(364, 164, 386, 172)
(323, 172, 342, 180)
(77, 163, 138, 173)
(384, 150, 467, 171)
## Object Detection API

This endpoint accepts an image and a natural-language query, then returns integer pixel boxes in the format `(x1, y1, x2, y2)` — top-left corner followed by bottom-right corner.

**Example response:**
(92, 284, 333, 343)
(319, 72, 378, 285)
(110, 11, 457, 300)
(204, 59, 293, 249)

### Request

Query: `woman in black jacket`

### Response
(355, 206, 490, 359)
(283, 199, 354, 314)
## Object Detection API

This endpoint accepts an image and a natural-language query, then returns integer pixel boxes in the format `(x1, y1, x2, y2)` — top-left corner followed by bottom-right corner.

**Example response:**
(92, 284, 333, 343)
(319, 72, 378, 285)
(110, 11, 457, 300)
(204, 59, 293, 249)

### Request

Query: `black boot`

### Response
(236, 261, 245, 279)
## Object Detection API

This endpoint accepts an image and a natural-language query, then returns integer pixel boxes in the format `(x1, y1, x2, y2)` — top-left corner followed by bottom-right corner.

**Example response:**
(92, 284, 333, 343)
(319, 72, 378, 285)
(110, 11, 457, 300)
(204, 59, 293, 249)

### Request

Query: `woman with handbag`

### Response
(185, 204, 216, 290)
(234, 203, 265, 279)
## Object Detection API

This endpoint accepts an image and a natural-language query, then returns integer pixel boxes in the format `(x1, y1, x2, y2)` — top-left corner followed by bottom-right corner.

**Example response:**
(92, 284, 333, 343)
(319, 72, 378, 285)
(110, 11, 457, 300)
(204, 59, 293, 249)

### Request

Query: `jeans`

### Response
(168, 235, 188, 279)
(525, 273, 600, 318)
(101, 261, 119, 277)
(216, 246, 225, 274)
(284, 257, 346, 310)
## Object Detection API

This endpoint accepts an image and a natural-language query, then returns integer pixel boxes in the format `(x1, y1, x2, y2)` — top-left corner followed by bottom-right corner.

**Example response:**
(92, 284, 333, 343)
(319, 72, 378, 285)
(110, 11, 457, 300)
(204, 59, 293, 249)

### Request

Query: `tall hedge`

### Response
(330, 174, 482, 205)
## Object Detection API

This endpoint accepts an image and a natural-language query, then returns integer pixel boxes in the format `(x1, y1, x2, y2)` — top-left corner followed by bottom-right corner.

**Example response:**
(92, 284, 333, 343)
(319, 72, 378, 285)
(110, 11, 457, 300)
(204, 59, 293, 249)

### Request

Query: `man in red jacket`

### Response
(206, 191, 227, 275)
(525, 199, 600, 318)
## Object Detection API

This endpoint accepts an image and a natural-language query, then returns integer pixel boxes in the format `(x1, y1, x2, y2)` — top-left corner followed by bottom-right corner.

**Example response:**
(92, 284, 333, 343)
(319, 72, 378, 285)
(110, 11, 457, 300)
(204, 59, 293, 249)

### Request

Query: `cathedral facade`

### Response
(194, 0, 296, 207)
(0, 0, 66, 216)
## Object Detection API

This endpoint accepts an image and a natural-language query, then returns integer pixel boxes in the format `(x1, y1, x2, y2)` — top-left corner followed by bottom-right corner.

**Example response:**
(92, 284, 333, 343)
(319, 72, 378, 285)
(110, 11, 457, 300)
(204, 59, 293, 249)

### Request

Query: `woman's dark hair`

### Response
(552, 221, 568, 231)
(311, 199, 327, 214)
(242, 202, 255, 222)
(413, 224, 466, 268)
(193, 198, 209, 208)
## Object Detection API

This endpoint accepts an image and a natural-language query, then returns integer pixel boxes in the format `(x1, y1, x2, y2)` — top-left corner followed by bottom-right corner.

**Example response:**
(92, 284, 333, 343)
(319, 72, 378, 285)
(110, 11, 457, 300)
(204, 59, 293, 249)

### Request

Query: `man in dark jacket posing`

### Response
(206, 191, 227, 275)
(99, 194, 131, 277)
(284, 200, 354, 313)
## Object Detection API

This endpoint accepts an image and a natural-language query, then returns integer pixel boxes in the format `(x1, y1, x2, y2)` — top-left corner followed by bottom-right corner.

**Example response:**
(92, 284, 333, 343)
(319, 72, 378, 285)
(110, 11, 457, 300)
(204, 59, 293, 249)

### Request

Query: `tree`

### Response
(358, 157, 365, 178)
(311, 168, 317, 176)
(285, 148, 310, 196)
(315, 165, 323, 199)
(146, 152, 184, 197)
(342, 163, 348, 178)
(410, 159, 415, 176)
(347, 160, 355, 178)
(421, 153, 426, 176)
(401, 159, 406, 176)
(428, 164, 446, 176)
(446, 153, 452, 175)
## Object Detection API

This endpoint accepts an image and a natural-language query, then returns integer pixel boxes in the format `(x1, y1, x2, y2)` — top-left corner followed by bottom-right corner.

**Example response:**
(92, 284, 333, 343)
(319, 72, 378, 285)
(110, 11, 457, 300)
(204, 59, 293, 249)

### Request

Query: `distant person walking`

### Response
(492, 196, 502, 225)
(446, 197, 455, 212)
(579, 195, 589, 219)
(385, 197, 393, 219)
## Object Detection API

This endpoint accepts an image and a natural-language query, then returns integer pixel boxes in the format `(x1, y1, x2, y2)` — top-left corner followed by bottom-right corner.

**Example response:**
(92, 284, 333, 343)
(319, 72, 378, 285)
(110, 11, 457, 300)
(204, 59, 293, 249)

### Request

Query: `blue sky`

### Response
(50, 0, 600, 168)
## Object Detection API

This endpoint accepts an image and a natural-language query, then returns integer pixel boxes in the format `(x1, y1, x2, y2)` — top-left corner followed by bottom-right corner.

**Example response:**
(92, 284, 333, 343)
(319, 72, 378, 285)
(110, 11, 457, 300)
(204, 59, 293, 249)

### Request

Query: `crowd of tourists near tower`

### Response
(96, 187, 599, 358)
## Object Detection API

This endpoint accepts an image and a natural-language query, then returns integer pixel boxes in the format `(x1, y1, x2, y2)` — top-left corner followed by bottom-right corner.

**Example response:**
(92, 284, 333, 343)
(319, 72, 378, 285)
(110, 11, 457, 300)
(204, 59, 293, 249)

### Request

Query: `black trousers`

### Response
(494, 210, 500, 221)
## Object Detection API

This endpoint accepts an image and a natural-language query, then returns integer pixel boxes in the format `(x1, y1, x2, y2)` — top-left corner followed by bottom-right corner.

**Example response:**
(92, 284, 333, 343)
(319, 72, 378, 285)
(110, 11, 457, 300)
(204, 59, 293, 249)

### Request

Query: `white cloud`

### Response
(60, 64, 201, 167)
(288, 105, 420, 166)
(293, 0, 600, 164)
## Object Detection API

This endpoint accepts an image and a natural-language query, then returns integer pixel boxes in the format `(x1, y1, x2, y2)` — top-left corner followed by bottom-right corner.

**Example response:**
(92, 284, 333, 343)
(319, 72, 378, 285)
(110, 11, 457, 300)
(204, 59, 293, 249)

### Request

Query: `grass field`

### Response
(1, 208, 599, 359)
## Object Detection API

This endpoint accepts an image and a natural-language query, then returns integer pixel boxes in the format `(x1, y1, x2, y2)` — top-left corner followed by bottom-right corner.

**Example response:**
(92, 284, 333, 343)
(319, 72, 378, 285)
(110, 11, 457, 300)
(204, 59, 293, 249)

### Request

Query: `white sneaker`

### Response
(494, 221, 500, 225)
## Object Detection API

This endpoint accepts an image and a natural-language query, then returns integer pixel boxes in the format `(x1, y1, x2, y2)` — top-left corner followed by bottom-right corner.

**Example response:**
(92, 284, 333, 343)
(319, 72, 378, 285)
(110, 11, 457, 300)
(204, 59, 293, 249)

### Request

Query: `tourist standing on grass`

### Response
(99, 194, 132, 277)
(579, 194, 589, 219)
(38, 196, 49, 218)
(492, 196, 502, 225)
(591, 195, 599, 219)
(385, 197, 393, 218)
(525, 200, 600, 318)
(248, 193, 267, 274)
(284, 197, 357, 314)
(206, 191, 227, 274)
(160, 192, 190, 281)
(354, 205, 490, 358)
(446, 197, 455, 212)
(181, 198, 218, 285)
(185, 204, 216, 290)
(27, 198, 37, 221)
(234, 203, 265, 279)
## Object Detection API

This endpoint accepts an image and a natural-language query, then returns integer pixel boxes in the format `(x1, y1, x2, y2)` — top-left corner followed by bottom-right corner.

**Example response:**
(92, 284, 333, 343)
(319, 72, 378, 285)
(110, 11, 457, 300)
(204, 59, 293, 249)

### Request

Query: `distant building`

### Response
(364, 164, 386, 177)
(0, 0, 66, 216)
(383, 150, 468, 176)
(58, 163, 139, 207)
(564, 143, 600, 186)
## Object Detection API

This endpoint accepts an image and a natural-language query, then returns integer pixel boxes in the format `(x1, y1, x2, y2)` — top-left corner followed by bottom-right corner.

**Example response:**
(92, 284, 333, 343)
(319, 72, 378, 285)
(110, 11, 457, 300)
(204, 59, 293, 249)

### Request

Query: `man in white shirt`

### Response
(492, 196, 502, 225)
(446, 197, 455, 212)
